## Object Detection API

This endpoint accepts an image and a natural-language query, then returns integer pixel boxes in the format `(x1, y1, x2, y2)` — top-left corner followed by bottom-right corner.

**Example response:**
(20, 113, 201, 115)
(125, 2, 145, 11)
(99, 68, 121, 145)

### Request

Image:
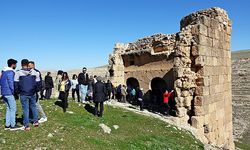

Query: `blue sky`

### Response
(0, 0, 249, 70)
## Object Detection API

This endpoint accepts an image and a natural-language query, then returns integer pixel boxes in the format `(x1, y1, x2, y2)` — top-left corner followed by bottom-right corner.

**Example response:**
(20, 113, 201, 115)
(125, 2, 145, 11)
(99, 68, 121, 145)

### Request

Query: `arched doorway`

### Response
(150, 77, 168, 111)
(126, 77, 140, 89)
(126, 77, 140, 104)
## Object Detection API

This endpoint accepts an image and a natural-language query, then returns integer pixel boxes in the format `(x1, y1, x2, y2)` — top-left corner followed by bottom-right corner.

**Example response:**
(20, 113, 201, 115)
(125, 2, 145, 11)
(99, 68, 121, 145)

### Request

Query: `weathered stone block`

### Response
(181, 90, 191, 97)
(183, 96, 193, 107)
(176, 107, 187, 117)
(191, 116, 204, 128)
(175, 97, 184, 107)
(195, 56, 205, 66)
(194, 106, 204, 116)
(194, 96, 203, 106)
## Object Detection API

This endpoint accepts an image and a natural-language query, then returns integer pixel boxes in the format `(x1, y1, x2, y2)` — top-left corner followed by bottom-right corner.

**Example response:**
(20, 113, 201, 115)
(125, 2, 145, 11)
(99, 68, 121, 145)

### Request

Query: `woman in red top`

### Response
(163, 90, 174, 115)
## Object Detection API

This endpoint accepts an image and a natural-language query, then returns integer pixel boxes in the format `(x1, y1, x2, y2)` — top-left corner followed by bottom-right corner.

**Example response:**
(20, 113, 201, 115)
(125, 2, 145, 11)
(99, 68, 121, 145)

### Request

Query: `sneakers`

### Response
(23, 126, 31, 131)
(10, 125, 23, 131)
(4, 126, 10, 130)
(33, 121, 39, 127)
(38, 117, 47, 124)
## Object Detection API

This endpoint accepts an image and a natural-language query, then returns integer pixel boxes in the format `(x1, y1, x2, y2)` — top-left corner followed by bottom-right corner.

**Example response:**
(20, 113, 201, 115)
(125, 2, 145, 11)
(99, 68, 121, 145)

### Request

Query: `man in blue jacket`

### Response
(0, 59, 23, 131)
(14, 59, 40, 131)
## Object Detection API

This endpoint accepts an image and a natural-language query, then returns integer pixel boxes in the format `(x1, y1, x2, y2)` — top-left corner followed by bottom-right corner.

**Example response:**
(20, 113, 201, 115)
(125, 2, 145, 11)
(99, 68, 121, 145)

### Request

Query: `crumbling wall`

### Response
(108, 7, 234, 149)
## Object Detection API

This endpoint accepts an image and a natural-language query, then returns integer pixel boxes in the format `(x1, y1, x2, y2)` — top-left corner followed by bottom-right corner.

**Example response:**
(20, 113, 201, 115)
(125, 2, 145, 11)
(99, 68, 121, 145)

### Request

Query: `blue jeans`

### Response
(3, 95, 16, 127)
(80, 84, 88, 102)
(20, 94, 38, 127)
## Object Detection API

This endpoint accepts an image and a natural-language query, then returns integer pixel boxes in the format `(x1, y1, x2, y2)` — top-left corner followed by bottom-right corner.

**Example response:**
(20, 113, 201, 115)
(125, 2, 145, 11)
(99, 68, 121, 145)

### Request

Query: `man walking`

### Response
(14, 59, 40, 130)
(0, 59, 23, 131)
(78, 67, 89, 103)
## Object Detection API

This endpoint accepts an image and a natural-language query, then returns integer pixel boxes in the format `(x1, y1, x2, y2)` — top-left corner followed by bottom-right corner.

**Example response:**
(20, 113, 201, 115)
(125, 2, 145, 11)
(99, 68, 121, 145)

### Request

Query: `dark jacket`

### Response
(106, 82, 112, 92)
(0, 67, 15, 96)
(78, 73, 89, 85)
(14, 68, 40, 96)
(45, 75, 54, 89)
(93, 81, 107, 103)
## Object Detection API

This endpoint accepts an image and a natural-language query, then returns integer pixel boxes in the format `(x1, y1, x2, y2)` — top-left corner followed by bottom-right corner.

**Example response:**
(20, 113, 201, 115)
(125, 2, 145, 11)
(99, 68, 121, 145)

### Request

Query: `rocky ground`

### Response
(232, 50, 250, 145)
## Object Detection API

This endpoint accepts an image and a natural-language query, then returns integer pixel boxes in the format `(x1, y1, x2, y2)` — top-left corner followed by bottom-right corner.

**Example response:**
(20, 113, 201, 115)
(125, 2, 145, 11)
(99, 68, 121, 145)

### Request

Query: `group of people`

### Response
(0, 59, 47, 131)
(0, 58, 111, 131)
(0, 58, 175, 131)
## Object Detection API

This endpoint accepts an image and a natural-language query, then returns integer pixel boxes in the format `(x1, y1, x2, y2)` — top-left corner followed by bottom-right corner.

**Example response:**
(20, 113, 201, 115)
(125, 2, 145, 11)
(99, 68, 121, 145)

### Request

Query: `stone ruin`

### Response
(108, 7, 234, 149)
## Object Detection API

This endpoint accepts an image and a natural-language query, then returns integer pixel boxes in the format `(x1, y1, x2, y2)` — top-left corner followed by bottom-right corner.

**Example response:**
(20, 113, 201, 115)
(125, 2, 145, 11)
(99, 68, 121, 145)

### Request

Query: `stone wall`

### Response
(108, 7, 234, 149)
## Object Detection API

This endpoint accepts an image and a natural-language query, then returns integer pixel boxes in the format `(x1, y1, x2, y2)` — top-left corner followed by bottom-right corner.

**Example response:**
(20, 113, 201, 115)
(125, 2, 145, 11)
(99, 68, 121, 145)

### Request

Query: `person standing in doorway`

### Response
(78, 67, 89, 103)
(28, 61, 47, 124)
(0, 59, 23, 131)
(163, 90, 174, 116)
(15, 59, 40, 130)
(93, 76, 107, 117)
(45, 72, 54, 100)
(137, 87, 144, 111)
(71, 74, 80, 102)
(58, 72, 71, 113)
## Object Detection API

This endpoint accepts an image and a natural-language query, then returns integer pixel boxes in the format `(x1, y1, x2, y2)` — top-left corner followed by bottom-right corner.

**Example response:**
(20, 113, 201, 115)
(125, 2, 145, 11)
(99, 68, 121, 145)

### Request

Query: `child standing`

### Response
(163, 90, 174, 116)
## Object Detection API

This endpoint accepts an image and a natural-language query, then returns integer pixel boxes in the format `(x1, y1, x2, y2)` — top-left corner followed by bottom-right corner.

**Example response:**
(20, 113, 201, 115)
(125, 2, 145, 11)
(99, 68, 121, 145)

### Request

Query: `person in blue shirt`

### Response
(0, 59, 23, 131)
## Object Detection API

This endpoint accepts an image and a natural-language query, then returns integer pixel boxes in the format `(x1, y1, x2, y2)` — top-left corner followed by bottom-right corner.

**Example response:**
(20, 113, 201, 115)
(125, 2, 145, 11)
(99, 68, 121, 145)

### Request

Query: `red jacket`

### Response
(163, 91, 173, 104)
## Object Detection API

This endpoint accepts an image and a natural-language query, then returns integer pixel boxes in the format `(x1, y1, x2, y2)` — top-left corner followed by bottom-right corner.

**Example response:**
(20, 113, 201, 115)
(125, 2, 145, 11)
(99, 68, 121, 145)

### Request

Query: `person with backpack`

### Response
(45, 72, 54, 100)
(58, 72, 71, 112)
(163, 90, 174, 116)
(0, 59, 23, 131)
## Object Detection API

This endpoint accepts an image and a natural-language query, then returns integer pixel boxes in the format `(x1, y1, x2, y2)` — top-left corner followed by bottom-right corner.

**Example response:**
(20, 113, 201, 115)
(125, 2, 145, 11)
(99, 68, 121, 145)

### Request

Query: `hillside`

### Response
(232, 50, 250, 148)
(0, 100, 204, 150)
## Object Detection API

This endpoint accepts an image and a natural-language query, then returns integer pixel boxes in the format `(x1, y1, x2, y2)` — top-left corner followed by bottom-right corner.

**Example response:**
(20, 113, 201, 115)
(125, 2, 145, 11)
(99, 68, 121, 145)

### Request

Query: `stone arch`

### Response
(126, 77, 140, 89)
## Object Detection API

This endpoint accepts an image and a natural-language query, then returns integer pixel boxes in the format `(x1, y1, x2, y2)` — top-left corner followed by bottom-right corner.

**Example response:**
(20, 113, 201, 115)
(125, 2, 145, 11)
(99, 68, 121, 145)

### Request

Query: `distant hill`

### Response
(232, 49, 250, 60)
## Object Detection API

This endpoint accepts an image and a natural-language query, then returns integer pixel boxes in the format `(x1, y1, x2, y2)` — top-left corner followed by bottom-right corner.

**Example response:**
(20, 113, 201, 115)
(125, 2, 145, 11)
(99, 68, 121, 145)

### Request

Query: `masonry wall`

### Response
(109, 7, 234, 149)
(123, 53, 174, 91)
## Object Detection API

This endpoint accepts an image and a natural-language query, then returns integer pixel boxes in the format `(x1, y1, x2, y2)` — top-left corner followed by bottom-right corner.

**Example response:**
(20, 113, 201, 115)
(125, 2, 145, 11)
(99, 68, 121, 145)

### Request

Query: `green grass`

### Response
(235, 141, 250, 150)
(0, 100, 203, 150)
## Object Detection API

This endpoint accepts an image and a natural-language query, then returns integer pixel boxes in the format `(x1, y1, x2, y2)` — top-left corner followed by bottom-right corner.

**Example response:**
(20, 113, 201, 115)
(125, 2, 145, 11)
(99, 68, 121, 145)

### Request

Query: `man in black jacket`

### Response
(93, 76, 107, 117)
(45, 72, 54, 99)
(78, 67, 89, 103)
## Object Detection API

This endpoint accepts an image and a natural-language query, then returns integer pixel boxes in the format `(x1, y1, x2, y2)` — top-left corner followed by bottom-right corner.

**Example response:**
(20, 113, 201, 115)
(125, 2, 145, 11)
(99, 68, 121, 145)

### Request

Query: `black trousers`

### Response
(72, 89, 80, 102)
(107, 91, 112, 99)
(59, 91, 68, 112)
(94, 102, 104, 117)
(45, 88, 52, 99)
(40, 90, 45, 100)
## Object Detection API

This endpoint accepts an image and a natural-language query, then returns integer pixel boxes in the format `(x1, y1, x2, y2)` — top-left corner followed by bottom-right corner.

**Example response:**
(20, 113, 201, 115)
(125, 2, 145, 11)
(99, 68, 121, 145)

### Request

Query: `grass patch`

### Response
(235, 141, 250, 150)
(0, 100, 203, 150)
